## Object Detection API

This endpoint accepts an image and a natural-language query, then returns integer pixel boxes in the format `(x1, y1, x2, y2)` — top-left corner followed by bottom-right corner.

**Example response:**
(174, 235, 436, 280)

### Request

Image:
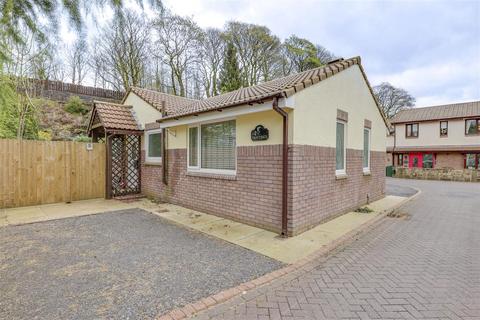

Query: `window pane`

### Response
(466, 154, 476, 169)
(412, 124, 418, 136)
(188, 127, 198, 167)
(406, 125, 412, 137)
(466, 120, 477, 135)
(336, 122, 345, 171)
(201, 120, 236, 170)
(440, 121, 448, 136)
(423, 154, 433, 169)
(148, 133, 162, 158)
(363, 128, 370, 168)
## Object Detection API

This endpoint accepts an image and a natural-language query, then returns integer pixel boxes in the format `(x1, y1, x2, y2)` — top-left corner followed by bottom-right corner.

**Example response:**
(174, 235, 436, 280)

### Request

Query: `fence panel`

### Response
(0, 139, 105, 208)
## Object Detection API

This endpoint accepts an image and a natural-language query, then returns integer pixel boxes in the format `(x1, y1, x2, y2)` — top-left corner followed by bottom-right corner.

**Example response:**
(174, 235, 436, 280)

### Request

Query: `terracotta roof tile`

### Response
(391, 101, 480, 123)
(90, 101, 140, 132)
(129, 87, 197, 115)
(161, 56, 363, 120)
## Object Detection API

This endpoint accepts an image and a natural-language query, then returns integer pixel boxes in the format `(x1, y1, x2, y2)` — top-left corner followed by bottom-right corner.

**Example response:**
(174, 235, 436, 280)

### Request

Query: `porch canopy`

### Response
(87, 101, 142, 140)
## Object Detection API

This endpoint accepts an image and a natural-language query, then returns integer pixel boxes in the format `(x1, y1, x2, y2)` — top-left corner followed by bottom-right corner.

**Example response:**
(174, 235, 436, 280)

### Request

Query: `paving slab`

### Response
(1, 198, 138, 226)
(138, 195, 409, 264)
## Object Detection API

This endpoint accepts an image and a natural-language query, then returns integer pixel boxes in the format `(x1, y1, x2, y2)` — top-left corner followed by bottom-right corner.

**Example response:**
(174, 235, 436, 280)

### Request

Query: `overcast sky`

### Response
(159, 0, 480, 107)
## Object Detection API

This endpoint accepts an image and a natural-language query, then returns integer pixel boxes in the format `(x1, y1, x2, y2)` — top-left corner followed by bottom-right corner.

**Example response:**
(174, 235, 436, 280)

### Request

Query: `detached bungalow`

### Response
(88, 56, 388, 236)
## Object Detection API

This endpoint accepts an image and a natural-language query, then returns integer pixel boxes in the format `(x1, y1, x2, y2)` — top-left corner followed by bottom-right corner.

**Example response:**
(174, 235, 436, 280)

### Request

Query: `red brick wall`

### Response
(140, 144, 386, 235)
(288, 146, 385, 235)
(140, 152, 164, 199)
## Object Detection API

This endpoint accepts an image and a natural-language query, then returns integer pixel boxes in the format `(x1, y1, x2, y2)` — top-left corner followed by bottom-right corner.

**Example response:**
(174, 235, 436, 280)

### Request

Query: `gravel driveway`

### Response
(0, 209, 283, 320)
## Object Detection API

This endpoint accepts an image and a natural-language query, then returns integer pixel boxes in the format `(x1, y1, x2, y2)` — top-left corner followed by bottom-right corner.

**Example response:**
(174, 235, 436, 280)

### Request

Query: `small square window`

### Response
(145, 130, 162, 163)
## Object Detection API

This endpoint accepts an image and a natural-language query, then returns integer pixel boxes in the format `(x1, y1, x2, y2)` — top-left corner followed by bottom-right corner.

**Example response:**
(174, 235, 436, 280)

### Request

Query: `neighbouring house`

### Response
(88, 56, 388, 236)
(387, 101, 480, 181)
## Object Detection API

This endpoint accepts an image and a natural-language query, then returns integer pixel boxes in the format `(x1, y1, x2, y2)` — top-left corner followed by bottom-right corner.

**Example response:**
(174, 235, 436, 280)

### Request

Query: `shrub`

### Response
(73, 135, 91, 142)
(64, 96, 88, 115)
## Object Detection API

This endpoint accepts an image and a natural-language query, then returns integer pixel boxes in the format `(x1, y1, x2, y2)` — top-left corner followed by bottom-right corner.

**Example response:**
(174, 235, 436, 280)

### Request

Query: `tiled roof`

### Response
(161, 56, 368, 120)
(89, 101, 140, 132)
(391, 101, 480, 123)
(129, 87, 197, 115)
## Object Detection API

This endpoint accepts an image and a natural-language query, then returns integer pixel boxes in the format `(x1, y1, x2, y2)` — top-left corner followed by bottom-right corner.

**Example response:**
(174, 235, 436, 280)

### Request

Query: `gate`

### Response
(108, 135, 141, 197)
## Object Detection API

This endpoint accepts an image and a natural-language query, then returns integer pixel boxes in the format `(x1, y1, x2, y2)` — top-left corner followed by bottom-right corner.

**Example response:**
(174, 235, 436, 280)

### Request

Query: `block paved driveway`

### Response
(0, 209, 282, 320)
(195, 178, 480, 320)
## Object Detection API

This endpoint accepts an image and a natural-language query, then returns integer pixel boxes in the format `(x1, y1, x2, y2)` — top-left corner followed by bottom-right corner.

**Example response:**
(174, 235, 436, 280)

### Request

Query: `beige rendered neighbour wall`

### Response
(292, 65, 386, 152)
(165, 110, 291, 149)
(124, 92, 162, 129)
(394, 119, 479, 148)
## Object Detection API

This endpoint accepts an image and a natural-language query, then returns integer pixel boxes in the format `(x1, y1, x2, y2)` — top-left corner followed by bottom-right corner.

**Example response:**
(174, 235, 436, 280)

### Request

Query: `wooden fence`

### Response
(0, 139, 106, 208)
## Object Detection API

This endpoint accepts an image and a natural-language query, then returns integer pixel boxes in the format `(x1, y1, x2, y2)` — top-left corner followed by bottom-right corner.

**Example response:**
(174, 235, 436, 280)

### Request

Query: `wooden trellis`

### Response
(107, 134, 141, 198)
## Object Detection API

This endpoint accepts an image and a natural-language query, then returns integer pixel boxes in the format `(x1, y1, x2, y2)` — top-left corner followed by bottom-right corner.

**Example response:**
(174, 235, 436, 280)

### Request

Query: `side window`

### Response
(145, 130, 162, 163)
(335, 120, 346, 175)
(363, 128, 370, 172)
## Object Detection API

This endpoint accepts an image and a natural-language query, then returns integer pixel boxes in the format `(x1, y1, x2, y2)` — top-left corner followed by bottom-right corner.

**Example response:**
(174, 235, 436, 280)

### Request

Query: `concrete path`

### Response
(0, 198, 138, 227)
(140, 195, 408, 264)
(194, 178, 480, 319)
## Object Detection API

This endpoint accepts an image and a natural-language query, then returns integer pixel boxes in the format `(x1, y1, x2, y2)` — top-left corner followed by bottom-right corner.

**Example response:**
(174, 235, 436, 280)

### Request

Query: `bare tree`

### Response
(197, 28, 224, 97)
(154, 14, 203, 97)
(316, 45, 335, 64)
(66, 38, 89, 84)
(91, 11, 151, 91)
(373, 82, 416, 118)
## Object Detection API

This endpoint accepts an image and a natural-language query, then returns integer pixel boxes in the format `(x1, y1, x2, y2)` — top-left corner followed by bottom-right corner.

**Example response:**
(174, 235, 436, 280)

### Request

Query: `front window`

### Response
(465, 154, 479, 169)
(440, 121, 448, 136)
(363, 128, 370, 172)
(465, 119, 479, 135)
(336, 121, 346, 175)
(188, 120, 236, 173)
(423, 154, 434, 169)
(145, 130, 162, 163)
(406, 123, 419, 138)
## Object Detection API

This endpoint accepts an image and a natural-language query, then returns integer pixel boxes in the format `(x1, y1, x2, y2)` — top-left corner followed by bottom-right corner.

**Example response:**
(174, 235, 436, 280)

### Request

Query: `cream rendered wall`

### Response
(386, 134, 394, 148)
(166, 125, 187, 149)
(123, 92, 162, 129)
(165, 110, 292, 149)
(394, 119, 479, 147)
(292, 65, 386, 152)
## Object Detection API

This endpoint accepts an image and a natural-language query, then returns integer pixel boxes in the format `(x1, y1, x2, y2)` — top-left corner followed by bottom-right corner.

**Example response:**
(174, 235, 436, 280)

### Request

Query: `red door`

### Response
(409, 153, 423, 168)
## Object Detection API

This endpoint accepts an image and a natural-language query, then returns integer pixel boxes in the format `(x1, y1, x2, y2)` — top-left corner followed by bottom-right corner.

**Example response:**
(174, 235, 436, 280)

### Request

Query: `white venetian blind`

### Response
(201, 120, 236, 170)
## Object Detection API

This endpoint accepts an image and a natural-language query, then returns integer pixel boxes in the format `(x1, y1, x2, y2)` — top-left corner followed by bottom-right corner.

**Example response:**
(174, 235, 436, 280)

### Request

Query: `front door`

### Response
(109, 135, 141, 197)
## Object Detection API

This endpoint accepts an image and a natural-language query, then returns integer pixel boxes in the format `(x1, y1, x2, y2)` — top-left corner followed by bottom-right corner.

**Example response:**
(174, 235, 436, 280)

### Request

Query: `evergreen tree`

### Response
(219, 42, 242, 93)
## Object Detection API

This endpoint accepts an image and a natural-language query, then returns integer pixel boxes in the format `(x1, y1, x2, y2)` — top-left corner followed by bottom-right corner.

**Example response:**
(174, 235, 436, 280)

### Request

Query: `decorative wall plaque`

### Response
(251, 125, 269, 141)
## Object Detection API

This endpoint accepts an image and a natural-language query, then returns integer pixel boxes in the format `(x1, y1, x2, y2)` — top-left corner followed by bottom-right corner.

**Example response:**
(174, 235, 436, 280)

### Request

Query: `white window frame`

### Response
(187, 118, 237, 176)
(363, 127, 371, 173)
(336, 120, 347, 176)
(145, 129, 162, 164)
